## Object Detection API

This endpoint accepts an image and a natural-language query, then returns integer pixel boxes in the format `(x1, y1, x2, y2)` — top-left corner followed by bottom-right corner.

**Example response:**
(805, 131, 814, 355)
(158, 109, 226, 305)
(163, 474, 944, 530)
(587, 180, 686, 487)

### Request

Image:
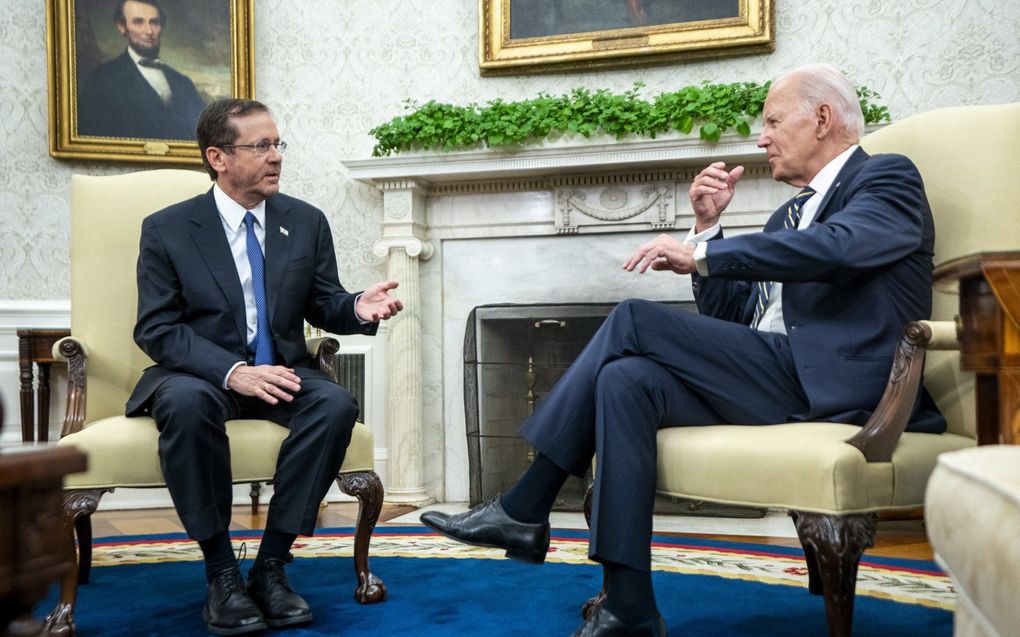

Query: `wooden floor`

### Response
(89, 504, 934, 562)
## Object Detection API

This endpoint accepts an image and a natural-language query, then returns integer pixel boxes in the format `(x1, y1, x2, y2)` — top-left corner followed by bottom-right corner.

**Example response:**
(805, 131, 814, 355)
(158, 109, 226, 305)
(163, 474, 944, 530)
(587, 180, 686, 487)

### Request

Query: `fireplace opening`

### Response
(463, 301, 765, 517)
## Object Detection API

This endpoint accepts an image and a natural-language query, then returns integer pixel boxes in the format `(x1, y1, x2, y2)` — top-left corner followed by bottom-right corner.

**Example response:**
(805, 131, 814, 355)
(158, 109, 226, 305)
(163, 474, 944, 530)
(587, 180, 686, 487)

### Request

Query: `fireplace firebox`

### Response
(467, 301, 756, 511)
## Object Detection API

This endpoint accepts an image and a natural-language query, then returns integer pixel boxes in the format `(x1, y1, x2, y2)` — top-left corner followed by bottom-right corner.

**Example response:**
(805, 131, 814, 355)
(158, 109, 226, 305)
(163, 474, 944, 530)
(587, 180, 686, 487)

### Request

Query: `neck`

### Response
(794, 141, 854, 187)
(217, 182, 264, 210)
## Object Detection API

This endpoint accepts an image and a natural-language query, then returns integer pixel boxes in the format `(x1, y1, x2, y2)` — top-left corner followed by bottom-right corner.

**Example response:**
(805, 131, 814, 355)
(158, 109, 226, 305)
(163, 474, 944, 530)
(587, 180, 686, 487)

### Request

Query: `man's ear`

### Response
(815, 103, 833, 139)
(206, 147, 227, 176)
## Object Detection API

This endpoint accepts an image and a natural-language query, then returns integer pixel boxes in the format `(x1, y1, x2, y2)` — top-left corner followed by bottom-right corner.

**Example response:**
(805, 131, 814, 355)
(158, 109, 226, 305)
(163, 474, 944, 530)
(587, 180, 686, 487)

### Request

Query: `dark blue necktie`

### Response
(750, 187, 816, 329)
(244, 212, 275, 365)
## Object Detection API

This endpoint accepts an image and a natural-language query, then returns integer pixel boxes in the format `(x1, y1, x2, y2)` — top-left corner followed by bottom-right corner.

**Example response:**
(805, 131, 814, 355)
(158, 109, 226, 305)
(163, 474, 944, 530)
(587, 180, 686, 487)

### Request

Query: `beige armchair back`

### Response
(69, 169, 212, 422)
(861, 102, 1020, 439)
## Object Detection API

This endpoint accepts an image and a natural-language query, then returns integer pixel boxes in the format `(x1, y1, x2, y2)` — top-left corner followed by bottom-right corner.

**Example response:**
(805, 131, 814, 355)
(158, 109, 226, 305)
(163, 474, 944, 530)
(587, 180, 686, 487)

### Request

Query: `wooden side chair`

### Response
(44, 169, 388, 635)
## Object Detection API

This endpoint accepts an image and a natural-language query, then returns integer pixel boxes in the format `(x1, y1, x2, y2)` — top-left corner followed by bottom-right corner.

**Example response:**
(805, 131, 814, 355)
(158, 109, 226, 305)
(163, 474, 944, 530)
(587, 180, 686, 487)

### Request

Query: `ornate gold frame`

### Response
(46, 0, 255, 164)
(479, 0, 774, 76)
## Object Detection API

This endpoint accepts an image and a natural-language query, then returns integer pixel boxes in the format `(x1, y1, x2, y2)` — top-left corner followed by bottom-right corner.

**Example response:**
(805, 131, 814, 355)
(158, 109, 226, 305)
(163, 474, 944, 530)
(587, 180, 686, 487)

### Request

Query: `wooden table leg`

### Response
(17, 336, 35, 443)
(37, 363, 52, 443)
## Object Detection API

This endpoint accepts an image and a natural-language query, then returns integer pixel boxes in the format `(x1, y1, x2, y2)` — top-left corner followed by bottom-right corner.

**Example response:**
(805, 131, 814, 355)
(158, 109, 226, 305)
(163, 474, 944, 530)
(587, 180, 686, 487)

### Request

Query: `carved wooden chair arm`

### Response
(307, 336, 341, 384)
(52, 336, 89, 438)
(844, 320, 959, 463)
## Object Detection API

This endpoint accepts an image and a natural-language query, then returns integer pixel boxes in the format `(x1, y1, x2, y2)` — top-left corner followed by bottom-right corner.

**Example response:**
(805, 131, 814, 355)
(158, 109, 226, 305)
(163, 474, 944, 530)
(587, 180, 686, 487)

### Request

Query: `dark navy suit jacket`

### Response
(126, 189, 377, 416)
(77, 51, 206, 140)
(693, 149, 945, 433)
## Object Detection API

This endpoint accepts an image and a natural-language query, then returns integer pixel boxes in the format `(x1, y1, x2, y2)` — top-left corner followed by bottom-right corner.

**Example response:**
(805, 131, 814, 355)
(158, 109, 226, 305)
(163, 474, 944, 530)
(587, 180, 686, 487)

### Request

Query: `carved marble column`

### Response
(373, 180, 434, 505)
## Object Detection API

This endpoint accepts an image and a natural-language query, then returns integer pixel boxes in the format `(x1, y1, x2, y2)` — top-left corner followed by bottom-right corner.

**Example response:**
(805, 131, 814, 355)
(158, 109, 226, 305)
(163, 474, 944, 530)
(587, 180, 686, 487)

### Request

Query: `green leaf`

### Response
(369, 77, 888, 154)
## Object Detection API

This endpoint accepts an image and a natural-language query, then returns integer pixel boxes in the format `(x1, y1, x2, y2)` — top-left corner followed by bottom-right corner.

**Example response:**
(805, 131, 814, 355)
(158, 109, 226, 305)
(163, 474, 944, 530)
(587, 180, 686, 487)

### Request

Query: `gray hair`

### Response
(774, 63, 864, 143)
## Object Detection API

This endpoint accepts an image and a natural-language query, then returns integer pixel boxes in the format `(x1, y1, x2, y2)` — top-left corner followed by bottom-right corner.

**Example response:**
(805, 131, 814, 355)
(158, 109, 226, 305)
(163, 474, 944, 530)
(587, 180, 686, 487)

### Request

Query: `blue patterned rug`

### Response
(40, 526, 953, 636)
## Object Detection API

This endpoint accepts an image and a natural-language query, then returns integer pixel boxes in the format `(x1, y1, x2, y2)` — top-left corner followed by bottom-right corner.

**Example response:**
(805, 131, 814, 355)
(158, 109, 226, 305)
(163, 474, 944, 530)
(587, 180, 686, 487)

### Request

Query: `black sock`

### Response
(199, 532, 236, 581)
(500, 453, 570, 524)
(255, 529, 297, 565)
(603, 561, 658, 626)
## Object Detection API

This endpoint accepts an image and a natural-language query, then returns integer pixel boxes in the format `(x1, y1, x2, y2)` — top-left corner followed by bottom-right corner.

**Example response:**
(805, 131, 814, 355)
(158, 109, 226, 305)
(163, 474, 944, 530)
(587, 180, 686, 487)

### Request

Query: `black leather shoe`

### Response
(247, 558, 313, 628)
(419, 495, 550, 564)
(202, 566, 267, 636)
(569, 606, 667, 637)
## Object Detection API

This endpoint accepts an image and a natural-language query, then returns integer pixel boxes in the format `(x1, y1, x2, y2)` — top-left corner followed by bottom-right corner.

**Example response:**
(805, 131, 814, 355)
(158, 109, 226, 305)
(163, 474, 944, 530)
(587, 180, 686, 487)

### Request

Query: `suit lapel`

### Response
(187, 190, 247, 344)
(813, 147, 869, 223)
(264, 196, 292, 324)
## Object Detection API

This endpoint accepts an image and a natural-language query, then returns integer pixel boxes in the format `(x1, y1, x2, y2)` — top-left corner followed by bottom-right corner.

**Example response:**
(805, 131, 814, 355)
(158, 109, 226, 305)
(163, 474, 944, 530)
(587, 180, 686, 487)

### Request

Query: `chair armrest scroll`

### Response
(55, 336, 89, 438)
(306, 336, 340, 384)
(917, 319, 960, 350)
(845, 321, 944, 462)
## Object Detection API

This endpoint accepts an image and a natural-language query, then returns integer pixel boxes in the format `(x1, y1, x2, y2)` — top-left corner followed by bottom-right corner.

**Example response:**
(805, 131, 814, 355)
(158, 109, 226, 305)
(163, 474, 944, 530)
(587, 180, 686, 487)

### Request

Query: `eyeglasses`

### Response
(220, 140, 287, 155)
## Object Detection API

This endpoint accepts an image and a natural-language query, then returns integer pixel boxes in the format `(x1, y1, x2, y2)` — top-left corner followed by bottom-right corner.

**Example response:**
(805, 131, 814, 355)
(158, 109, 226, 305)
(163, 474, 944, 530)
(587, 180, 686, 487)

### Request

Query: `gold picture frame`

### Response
(46, 0, 255, 164)
(479, 0, 774, 76)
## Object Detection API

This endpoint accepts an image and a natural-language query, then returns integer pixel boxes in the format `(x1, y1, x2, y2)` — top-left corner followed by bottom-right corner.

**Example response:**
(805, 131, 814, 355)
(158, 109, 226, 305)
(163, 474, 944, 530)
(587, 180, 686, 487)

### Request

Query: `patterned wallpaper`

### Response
(0, 0, 1018, 300)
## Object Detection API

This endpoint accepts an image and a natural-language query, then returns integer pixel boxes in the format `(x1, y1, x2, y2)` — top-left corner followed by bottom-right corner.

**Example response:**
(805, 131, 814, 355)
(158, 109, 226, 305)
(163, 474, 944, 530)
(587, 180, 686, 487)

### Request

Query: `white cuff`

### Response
(685, 223, 719, 277)
(224, 361, 246, 389)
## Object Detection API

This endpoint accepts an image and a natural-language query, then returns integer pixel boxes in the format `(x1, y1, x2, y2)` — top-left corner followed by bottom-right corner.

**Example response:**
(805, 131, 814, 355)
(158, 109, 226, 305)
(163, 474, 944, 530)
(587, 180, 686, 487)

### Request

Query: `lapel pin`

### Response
(279, 226, 289, 236)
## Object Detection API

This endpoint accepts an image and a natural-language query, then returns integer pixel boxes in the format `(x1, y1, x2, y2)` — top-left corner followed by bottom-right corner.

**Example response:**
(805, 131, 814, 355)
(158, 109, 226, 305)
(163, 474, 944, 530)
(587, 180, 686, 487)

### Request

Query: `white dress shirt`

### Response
(685, 145, 860, 334)
(127, 46, 172, 104)
(214, 184, 266, 386)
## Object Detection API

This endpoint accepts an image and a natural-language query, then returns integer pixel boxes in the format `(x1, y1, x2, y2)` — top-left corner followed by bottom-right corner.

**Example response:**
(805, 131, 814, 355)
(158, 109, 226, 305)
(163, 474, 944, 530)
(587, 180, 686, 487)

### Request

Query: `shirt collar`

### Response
(126, 46, 161, 67)
(808, 144, 859, 198)
(213, 183, 266, 231)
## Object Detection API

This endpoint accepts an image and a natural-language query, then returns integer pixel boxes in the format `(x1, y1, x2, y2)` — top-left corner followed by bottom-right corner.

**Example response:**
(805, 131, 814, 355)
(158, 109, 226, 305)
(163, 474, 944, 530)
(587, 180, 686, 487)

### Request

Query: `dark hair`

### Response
(196, 99, 271, 179)
(113, 0, 164, 25)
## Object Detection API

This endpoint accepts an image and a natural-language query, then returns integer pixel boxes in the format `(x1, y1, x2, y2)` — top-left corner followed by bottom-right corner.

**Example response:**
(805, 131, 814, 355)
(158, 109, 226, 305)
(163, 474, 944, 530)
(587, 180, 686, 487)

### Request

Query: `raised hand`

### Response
(689, 162, 745, 231)
(622, 233, 697, 275)
(356, 280, 404, 322)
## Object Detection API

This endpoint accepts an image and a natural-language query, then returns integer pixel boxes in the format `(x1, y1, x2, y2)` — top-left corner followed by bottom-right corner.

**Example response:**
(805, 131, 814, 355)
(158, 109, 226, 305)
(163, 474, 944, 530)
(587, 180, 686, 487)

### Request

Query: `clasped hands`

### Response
(228, 280, 404, 404)
(623, 162, 744, 275)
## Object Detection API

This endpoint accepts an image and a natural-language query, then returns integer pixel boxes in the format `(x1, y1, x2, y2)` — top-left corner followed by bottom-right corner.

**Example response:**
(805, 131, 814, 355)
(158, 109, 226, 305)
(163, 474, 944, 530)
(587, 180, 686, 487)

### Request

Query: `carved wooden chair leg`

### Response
(74, 515, 93, 585)
(580, 482, 606, 619)
(43, 489, 107, 637)
(791, 511, 876, 637)
(336, 470, 387, 604)
(249, 481, 261, 516)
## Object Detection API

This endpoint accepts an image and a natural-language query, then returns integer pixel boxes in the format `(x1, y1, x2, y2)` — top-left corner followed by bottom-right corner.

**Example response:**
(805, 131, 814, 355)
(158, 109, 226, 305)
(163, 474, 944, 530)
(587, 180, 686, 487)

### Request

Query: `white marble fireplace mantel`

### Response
(342, 130, 800, 504)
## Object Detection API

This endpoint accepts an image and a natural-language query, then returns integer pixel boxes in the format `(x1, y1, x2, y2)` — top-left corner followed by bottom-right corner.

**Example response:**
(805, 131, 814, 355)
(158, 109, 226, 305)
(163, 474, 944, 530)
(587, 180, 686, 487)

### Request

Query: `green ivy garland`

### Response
(369, 81, 891, 157)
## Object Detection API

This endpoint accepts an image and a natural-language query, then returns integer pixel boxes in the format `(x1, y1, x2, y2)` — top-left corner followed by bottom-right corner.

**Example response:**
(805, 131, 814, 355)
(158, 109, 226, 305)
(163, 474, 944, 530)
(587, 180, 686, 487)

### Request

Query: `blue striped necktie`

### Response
(244, 212, 275, 365)
(750, 187, 816, 329)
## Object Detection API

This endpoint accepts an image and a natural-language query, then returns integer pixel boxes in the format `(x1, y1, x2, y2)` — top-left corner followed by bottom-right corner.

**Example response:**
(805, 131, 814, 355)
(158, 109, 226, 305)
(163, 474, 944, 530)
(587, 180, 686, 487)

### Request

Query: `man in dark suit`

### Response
(422, 64, 944, 637)
(77, 0, 206, 140)
(129, 98, 402, 635)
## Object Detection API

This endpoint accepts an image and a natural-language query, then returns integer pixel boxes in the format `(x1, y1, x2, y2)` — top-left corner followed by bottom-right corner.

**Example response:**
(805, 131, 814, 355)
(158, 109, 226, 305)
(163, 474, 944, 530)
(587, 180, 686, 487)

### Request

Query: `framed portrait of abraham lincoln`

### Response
(479, 0, 774, 75)
(47, 0, 254, 164)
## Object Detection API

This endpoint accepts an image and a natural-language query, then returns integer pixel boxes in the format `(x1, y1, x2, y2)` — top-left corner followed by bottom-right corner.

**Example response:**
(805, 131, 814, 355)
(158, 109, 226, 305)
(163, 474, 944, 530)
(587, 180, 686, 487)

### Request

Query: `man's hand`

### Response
(623, 234, 697, 275)
(356, 280, 404, 322)
(690, 162, 745, 231)
(227, 365, 302, 405)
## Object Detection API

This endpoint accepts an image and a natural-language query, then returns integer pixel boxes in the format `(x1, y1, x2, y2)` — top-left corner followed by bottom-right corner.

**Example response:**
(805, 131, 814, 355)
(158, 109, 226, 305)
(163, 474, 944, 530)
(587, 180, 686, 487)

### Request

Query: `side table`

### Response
(0, 445, 87, 636)
(16, 329, 70, 442)
(933, 251, 1020, 444)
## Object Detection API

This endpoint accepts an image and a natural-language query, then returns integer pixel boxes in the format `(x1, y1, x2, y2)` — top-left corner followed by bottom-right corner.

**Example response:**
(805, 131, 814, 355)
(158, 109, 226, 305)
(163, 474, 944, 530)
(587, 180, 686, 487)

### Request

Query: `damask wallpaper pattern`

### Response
(0, 0, 1017, 300)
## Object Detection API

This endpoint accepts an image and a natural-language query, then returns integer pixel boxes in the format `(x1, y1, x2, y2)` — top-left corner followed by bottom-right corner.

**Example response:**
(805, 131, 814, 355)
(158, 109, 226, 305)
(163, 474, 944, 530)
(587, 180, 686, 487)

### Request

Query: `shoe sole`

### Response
(203, 616, 268, 636)
(265, 612, 314, 629)
(421, 520, 547, 565)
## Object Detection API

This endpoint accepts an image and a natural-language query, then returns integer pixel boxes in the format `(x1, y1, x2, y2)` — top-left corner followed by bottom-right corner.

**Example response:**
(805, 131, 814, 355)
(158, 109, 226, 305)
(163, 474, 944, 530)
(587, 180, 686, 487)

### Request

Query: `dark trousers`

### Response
(520, 299, 809, 571)
(150, 367, 358, 542)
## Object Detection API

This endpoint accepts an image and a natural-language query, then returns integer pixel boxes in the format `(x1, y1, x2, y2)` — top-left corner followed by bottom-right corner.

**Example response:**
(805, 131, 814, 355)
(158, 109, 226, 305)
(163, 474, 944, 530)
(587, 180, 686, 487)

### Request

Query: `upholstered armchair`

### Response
(44, 170, 387, 635)
(583, 102, 1020, 636)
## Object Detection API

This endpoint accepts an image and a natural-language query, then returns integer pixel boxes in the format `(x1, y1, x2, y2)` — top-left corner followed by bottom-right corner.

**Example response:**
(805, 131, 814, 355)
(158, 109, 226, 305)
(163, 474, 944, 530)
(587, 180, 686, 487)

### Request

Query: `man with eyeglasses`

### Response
(128, 98, 403, 635)
(78, 0, 207, 140)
